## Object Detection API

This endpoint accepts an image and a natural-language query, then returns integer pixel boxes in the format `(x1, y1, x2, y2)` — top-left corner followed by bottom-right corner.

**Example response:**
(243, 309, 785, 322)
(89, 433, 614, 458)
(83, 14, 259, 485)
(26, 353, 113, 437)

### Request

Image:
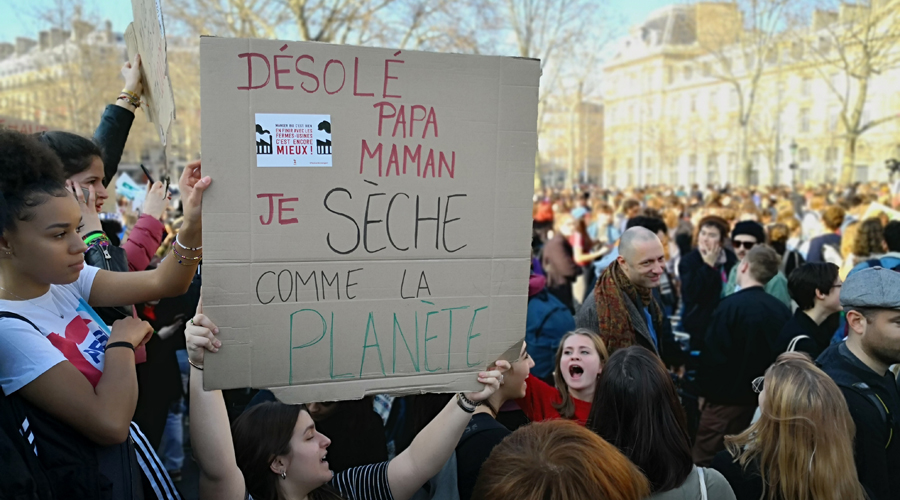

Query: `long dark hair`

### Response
(231, 402, 343, 500)
(586, 346, 693, 493)
(35, 130, 102, 177)
(0, 130, 68, 232)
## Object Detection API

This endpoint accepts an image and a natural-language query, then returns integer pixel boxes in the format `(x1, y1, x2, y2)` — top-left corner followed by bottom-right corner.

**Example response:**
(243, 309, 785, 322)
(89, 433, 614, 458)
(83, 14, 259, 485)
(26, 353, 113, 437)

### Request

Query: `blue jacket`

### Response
(848, 253, 900, 277)
(526, 289, 575, 382)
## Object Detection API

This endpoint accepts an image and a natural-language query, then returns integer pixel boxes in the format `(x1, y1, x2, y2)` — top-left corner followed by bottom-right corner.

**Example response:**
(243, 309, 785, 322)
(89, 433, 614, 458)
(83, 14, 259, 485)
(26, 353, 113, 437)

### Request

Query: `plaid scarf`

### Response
(594, 260, 662, 353)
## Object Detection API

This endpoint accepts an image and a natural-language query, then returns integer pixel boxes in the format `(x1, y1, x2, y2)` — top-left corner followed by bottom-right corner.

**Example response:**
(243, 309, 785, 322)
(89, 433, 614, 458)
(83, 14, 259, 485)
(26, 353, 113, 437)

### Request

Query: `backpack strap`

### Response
(846, 382, 893, 449)
(0, 311, 41, 332)
(787, 335, 811, 353)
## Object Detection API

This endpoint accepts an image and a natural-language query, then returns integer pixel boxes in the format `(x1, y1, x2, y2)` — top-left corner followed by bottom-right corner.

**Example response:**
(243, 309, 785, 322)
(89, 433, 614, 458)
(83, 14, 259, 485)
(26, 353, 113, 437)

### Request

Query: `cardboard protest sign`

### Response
(115, 172, 148, 210)
(200, 37, 539, 403)
(125, 0, 176, 148)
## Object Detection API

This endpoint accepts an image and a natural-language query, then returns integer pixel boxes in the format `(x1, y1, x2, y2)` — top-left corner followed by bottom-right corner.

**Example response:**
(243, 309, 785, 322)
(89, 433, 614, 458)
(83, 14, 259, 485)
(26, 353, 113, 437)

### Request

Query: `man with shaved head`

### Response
(577, 223, 686, 367)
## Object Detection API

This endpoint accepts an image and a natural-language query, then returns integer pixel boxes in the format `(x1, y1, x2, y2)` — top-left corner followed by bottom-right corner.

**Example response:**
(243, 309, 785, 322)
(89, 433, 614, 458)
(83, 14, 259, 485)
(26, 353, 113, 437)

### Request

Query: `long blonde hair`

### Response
(725, 352, 867, 500)
(552, 329, 609, 419)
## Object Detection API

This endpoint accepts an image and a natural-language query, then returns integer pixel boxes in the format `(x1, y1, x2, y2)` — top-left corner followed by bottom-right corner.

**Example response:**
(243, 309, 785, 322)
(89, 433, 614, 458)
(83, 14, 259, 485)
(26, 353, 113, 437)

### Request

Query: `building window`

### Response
(819, 37, 831, 55)
(690, 94, 697, 113)
(801, 77, 811, 96)
(702, 62, 712, 77)
(825, 147, 838, 163)
(765, 49, 778, 66)
(791, 41, 804, 60)
(667, 66, 674, 84)
(689, 154, 698, 168)
(684, 65, 693, 81)
(722, 57, 732, 72)
(799, 148, 810, 163)
(800, 108, 810, 133)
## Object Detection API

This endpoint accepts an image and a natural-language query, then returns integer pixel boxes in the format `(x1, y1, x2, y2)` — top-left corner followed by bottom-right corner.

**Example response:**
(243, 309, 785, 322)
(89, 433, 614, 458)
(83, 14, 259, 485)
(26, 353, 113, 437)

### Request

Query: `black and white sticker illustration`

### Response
(255, 113, 332, 167)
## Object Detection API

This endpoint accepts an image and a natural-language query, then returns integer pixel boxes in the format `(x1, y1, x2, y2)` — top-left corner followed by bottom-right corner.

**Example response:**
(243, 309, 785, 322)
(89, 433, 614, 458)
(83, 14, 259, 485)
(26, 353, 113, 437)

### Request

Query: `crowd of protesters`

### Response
(1, 52, 899, 500)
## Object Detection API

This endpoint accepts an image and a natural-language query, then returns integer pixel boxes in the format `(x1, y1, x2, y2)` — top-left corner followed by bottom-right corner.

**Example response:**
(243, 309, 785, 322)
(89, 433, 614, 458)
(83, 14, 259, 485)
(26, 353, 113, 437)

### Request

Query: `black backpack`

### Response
(0, 312, 115, 499)
(0, 384, 53, 500)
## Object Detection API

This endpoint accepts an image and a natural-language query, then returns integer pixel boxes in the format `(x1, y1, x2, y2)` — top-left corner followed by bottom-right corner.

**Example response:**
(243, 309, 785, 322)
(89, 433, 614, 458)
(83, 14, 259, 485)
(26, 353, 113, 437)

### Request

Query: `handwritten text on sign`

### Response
(201, 37, 537, 401)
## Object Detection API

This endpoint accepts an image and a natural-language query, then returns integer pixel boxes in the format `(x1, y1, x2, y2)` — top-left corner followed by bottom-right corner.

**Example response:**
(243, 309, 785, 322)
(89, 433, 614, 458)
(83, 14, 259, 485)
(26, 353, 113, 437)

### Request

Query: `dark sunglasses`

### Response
(733, 240, 756, 250)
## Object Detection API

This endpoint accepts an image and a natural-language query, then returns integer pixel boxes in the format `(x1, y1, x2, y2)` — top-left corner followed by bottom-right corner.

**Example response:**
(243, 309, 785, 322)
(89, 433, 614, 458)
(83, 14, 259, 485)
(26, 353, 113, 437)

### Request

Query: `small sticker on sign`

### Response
(255, 113, 333, 167)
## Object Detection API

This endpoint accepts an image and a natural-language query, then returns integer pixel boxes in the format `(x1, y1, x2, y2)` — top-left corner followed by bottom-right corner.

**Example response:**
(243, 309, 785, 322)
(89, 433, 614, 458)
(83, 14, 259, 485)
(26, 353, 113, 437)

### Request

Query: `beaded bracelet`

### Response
(175, 236, 202, 251)
(83, 232, 109, 247)
(172, 245, 202, 266)
(81, 230, 103, 242)
(117, 94, 140, 108)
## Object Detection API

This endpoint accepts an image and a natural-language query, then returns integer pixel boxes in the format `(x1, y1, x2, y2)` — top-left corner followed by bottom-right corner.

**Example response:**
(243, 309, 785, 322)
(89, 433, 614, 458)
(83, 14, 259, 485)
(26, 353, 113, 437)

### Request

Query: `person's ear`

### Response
(814, 288, 828, 301)
(270, 456, 289, 478)
(845, 310, 868, 335)
(616, 255, 627, 267)
(0, 234, 13, 257)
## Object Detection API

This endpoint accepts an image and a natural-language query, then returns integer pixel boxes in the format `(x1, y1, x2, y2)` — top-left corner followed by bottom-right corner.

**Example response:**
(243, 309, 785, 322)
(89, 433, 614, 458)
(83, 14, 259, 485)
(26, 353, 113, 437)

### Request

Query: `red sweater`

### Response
(516, 376, 592, 425)
(123, 214, 164, 271)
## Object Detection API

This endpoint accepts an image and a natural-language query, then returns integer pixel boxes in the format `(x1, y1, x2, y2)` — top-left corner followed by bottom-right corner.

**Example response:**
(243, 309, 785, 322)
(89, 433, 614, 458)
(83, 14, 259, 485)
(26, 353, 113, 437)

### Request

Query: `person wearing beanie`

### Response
(723, 221, 791, 307)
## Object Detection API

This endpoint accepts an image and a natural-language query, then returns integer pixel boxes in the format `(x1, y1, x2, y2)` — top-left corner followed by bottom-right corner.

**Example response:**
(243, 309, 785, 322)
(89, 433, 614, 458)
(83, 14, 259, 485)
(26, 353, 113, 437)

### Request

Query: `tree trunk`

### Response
(840, 134, 858, 185)
(739, 123, 752, 185)
(565, 98, 578, 191)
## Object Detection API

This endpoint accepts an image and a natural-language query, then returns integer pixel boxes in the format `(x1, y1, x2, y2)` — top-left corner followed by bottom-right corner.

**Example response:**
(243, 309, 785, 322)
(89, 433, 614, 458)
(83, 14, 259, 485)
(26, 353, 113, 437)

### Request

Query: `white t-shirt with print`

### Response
(0, 265, 109, 394)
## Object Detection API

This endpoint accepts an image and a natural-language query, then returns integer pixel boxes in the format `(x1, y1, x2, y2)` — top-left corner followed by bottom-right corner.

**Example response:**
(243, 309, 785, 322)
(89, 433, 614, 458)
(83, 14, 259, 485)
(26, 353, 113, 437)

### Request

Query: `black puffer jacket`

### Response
(84, 240, 132, 325)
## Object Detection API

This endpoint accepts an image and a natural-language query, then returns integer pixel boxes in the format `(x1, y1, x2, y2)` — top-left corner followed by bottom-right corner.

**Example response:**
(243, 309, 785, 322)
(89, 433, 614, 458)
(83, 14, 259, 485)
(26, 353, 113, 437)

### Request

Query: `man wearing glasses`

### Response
(722, 221, 791, 307)
(775, 262, 843, 358)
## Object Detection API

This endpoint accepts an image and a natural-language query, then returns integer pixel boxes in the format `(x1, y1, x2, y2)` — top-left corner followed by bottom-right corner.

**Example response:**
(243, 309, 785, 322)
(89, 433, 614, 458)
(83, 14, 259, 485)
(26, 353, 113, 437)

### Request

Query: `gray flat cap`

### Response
(841, 267, 900, 309)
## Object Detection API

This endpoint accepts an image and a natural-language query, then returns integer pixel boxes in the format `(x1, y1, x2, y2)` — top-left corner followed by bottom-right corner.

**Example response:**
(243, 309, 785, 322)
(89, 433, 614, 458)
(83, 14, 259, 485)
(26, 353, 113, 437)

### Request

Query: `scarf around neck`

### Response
(594, 260, 662, 353)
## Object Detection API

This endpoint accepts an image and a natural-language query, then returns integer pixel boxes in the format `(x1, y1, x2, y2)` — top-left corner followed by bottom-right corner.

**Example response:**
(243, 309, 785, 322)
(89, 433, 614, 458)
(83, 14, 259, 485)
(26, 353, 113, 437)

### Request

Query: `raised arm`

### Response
(95, 54, 142, 186)
(387, 362, 507, 500)
(122, 182, 168, 271)
(185, 303, 245, 500)
(89, 161, 209, 307)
